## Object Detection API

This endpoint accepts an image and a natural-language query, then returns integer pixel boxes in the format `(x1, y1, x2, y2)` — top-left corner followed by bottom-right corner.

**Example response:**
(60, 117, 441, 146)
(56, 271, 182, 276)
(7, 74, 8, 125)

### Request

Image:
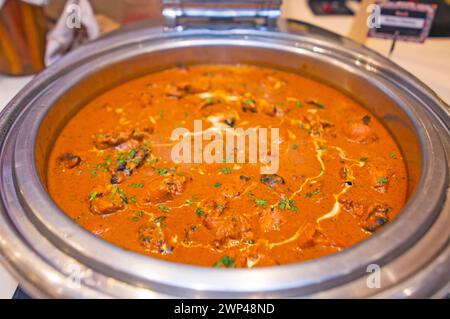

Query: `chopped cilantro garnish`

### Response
(213, 256, 235, 268)
(158, 204, 170, 214)
(185, 200, 194, 206)
(278, 198, 297, 212)
(195, 207, 205, 217)
(254, 199, 267, 208)
(220, 167, 232, 175)
(305, 189, 321, 198)
(157, 168, 169, 176)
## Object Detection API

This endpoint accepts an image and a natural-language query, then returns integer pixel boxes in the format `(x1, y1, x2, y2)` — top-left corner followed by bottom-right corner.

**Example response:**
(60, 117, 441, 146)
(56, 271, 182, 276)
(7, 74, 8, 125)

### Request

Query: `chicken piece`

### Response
(260, 174, 285, 188)
(58, 153, 81, 169)
(361, 204, 391, 233)
(366, 158, 392, 193)
(203, 214, 253, 245)
(144, 173, 190, 204)
(241, 99, 258, 113)
(259, 208, 286, 232)
(110, 146, 150, 184)
(94, 131, 133, 150)
(344, 122, 378, 144)
(165, 80, 210, 99)
(139, 219, 173, 254)
(262, 104, 284, 117)
(89, 187, 125, 215)
(339, 198, 366, 217)
(93, 129, 153, 150)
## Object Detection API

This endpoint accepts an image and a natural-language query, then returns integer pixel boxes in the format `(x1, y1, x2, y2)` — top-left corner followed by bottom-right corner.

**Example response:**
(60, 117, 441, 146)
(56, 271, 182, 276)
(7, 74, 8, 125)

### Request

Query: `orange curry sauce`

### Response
(47, 65, 408, 268)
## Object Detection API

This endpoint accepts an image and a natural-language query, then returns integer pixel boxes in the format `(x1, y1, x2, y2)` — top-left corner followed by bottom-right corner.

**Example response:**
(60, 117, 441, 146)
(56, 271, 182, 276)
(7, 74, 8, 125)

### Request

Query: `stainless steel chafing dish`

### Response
(0, 0, 448, 298)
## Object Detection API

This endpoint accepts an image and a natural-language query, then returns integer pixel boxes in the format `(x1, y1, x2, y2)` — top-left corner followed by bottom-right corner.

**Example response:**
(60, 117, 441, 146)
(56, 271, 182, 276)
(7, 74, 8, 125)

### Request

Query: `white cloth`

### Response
(1, 0, 50, 9)
(45, 0, 100, 66)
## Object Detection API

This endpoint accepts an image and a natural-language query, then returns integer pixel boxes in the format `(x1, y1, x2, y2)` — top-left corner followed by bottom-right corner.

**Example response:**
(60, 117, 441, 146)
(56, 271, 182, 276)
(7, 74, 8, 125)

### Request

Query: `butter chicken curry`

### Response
(47, 65, 408, 268)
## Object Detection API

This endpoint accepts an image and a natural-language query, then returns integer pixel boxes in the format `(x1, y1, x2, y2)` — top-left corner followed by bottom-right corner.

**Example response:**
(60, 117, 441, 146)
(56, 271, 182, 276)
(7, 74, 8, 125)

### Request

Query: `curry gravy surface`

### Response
(47, 65, 408, 268)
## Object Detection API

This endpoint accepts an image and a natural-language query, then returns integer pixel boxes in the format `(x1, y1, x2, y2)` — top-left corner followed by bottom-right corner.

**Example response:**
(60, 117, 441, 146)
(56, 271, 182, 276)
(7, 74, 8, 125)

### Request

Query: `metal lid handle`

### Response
(162, 0, 282, 30)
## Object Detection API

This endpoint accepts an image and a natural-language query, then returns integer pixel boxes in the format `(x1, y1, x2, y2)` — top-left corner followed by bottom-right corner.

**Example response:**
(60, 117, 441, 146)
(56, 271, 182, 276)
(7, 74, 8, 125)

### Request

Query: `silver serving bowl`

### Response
(0, 22, 449, 298)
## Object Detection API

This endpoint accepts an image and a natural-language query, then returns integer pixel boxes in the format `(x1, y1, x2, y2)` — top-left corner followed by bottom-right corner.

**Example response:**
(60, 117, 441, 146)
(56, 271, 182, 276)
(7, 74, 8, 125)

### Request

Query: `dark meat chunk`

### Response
(93, 129, 153, 150)
(240, 175, 251, 182)
(58, 153, 81, 169)
(224, 116, 236, 128)
(111, 146, 150, 184)
(361, 205, 391, 233)
(94, 131, 132, 150)
(242, 99, 257, 113)
(165, 81, 210, 99)
(260, 174, 285, 187)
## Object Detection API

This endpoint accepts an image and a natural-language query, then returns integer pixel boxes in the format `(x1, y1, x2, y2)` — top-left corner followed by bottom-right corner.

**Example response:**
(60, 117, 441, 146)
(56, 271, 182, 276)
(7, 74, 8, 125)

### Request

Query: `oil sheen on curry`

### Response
(47, 65, 408, 268)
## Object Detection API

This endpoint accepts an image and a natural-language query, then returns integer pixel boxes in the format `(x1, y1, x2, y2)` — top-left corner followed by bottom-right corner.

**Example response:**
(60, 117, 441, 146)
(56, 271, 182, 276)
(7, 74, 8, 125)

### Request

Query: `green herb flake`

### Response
(254, 199, 267, 209)
(89, 192, 100, 202)
(154, 216, 167, 227)
(291, 144, 298, 150)
(185, 200, 194, 206)
(127, 149, 137, 160)
(243, 99, 255, 105)
(295, 101, 304, 108)
(389, 151, 397, 159)
(213, 256, 235, 268)
(220, 167, 232, 175)
(158, 204, 170, 214)
(157, 168, 169, 176)
(305, 189, 321, 198)
(378, 176, 389, 185)
(195, 207, 205, 217)
(130, 182, 144, 188)
(213, 182, 222, 188)
(217, 205, 225, 212)
(278, 198, 298, 212)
